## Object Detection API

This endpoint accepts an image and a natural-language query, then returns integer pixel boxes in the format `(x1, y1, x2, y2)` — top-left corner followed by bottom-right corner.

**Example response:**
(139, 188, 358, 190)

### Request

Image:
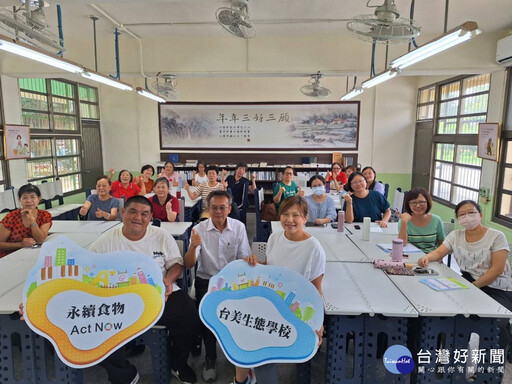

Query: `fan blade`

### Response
(228, 24, 245, 38)
(217, 9, 236, 26)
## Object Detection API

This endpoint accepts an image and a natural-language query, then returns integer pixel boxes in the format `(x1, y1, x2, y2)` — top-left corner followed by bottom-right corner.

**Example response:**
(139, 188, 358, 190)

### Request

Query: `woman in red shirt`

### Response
(0, 184, 52, 258)
(110, 169, 143, 199)
(325, 162, 348, 192)
(150, 178, 180, 222)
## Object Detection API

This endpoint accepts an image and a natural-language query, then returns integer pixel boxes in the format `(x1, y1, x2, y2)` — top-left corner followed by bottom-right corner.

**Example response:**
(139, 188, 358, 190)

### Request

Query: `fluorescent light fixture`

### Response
(0, 34, 83, 73)
(390, 21, 481, 70)
(361, 69, 399, 89)
(136, 87, 166, 103)
(82, 68, 133, 91)
(341, 87, 363, 101)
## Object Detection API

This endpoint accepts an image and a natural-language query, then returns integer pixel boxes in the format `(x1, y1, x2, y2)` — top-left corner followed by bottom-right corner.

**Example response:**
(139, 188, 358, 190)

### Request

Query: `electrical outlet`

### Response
(479, 187, 490, 198)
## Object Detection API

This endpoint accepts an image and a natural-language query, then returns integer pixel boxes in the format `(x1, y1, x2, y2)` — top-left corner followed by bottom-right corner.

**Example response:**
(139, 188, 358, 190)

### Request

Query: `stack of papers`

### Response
(420, 278, 469, 291)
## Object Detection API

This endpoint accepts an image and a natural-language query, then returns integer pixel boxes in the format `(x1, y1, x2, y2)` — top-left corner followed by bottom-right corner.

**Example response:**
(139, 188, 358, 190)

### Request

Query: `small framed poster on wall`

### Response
(477, 122, 500, 162)
(3, 124, 31, 160)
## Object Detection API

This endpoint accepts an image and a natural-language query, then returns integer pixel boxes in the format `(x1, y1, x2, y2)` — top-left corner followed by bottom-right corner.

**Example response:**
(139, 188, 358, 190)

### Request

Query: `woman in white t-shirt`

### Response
(235, 196, 325, 384)
(192, 161, 208, 186)
(419, 200, 512, 310)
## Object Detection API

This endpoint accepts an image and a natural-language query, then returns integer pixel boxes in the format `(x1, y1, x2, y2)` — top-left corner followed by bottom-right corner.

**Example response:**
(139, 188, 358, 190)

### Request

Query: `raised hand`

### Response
(190, 228, 201, 248)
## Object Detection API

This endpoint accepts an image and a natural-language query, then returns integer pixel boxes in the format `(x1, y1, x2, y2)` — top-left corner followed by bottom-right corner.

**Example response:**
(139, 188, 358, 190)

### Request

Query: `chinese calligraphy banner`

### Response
(199, 260, 324, 367)
(22, 236, 165, 368)
(159, 102, 360, 150)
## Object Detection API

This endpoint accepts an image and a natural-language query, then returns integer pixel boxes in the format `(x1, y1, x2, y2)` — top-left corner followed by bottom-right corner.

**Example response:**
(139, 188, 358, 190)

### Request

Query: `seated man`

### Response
(184, 190, 252, 382)
(90, 196, 200, 384)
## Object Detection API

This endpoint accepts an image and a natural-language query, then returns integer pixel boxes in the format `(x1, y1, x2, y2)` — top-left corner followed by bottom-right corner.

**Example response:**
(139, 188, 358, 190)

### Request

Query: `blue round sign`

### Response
(383, 345, 415, 374)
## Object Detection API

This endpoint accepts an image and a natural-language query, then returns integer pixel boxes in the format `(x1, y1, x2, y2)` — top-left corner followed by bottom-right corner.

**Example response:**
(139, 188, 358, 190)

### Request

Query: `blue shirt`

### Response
(86, 194, 120, 221)
(344, 190, 390, 222)
(305, 195, 337, 222)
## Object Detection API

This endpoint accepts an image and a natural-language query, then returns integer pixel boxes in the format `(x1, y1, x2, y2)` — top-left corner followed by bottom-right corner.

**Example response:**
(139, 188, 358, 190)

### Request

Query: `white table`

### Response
(159, 221, 192, 238)
(345, 222, 399, 235)
(387, 262, 512, 318)
(323, 262, 418, 317)
(49, 220, 121, 234)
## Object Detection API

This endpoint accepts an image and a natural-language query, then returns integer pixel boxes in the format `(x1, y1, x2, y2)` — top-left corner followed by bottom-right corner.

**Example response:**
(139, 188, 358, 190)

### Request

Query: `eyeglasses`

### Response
(409, 201, 427, 206)
(209, 205, 230, 212)
(332, 167, 341, 171)
(283, 172, 294, 175)
(457, 211, 479, 219)
(351, 180, 366, 186)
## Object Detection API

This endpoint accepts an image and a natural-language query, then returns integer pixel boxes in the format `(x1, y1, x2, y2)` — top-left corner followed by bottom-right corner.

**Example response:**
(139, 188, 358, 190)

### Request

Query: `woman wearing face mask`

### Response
(305, 175, 337, 225)
(418, 200, 512, 309)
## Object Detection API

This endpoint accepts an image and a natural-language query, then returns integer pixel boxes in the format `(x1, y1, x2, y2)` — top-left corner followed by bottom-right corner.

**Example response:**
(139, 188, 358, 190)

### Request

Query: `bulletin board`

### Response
(159, 102, 360, 151)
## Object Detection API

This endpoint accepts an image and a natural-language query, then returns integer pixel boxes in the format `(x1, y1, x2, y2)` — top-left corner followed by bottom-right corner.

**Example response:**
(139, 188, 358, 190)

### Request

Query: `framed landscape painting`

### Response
(159, 102, 360, 151)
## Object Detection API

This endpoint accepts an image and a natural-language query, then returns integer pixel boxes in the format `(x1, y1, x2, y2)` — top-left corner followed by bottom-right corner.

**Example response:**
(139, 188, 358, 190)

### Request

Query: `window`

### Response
(428, 74, 490, 206)
(19, 78, 100, 194)
(417, 86, 435, 120)
(79, 85, 100, 120)
(495, 69, 512, 225)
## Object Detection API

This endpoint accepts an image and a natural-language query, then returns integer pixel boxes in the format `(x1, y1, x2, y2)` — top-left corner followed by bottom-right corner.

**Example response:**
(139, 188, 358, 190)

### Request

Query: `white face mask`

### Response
(458, 212, 481, 230)
(312, 186, 325, 196)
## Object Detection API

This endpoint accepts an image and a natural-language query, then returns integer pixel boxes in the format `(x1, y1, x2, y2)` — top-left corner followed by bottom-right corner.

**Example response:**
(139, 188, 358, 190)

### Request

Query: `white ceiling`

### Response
(3, 0, 512, 40)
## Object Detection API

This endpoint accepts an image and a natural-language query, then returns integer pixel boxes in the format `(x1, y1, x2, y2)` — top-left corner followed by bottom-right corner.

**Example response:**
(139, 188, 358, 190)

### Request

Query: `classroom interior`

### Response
(1, 1, 512, 383)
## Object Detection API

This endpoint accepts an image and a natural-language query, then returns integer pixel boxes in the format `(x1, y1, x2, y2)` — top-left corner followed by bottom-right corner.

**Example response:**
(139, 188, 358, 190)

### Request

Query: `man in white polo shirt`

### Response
(184, 190, 252, 382)
(90, 195, 200, 384)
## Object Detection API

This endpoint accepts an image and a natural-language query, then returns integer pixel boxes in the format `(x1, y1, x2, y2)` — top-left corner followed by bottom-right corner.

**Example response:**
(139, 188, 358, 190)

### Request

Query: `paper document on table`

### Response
(376, 243, 423, 253)
(419, 277, 469, 291)
(370, 223, 383, 233)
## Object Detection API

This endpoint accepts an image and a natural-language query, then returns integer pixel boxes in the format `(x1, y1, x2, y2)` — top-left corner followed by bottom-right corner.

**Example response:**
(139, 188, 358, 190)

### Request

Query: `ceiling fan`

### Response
(300, 72, 331, 98)
(149, 74, 181, 101)
(216, 0, 256, 39)
(0, 0, 63, 53)
(347, 0, 420, 45)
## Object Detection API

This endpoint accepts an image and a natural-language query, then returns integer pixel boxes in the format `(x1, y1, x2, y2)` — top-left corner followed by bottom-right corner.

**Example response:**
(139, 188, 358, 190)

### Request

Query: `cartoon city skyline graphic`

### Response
(27, 247, 162, 297)
(208, 272, 315, 324)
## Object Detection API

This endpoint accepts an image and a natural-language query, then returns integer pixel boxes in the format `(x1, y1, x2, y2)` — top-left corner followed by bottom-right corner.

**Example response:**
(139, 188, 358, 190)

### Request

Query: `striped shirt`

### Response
(398, 214, 445, 254)
(195, 182, 225, 211)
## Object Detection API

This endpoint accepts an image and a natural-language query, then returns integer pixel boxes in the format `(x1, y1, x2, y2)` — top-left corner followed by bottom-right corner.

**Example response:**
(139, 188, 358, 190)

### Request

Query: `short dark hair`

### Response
(331, 162, 343, 170)
(278, 195, 309, 218)
(206, 190, 232, 206)
(455, 200, 481, 217)
(403, 187, 432, 215)
(206, 165, 219, 174)
(308, 175, 326, 187)
(163, 161, 175, 169)
(362, 166, 377, 190)
(154, 177, 170, 188)
(18, 183, 41, 198)
(235, 163, 248, 171)
(95, 175, 111, 185)
(124, 195, 153, 213)
(140, 164, 155, 175)
(346, 171, 367, 193)
(118, 169, 133, 183)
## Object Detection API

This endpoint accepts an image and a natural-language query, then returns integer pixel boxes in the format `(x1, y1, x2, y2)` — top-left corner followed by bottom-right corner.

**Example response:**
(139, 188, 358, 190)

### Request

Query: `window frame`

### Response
(428, 74, 490, 208)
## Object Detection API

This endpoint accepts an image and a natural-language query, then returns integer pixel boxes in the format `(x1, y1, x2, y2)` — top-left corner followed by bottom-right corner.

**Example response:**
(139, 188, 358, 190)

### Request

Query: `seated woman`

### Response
(79, 176, 119, 221)
(223, 163, 256, 211)
(158, 161, 180, 187)
(398, 187, 445, 253)
(184, 165, 225, 219)
(343, 172, 391, 227)
(273, 166, 304, 210)
(305, 175, 337, 225)
(362, 166, 385, 196)
(343, 166, 357, 192)
(150, 177, 179, 222)
(419, 200, 512, 350)
(325, 162, 347, 192)
(109, 169, 143, 199)
(192, 161, 208, 186)
(133, 164, 155, 195)
(0, 184, 52, 258)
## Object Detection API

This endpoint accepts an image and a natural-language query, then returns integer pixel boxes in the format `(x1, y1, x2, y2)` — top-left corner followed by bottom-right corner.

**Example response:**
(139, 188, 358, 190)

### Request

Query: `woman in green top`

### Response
(273, 166, 304, 209)
(398, 187, 445, 253)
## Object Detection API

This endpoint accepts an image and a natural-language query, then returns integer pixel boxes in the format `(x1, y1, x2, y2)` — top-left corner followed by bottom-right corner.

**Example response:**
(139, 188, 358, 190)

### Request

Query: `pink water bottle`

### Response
(391, 238, 403, 262)
(337, 211, 344, 232)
